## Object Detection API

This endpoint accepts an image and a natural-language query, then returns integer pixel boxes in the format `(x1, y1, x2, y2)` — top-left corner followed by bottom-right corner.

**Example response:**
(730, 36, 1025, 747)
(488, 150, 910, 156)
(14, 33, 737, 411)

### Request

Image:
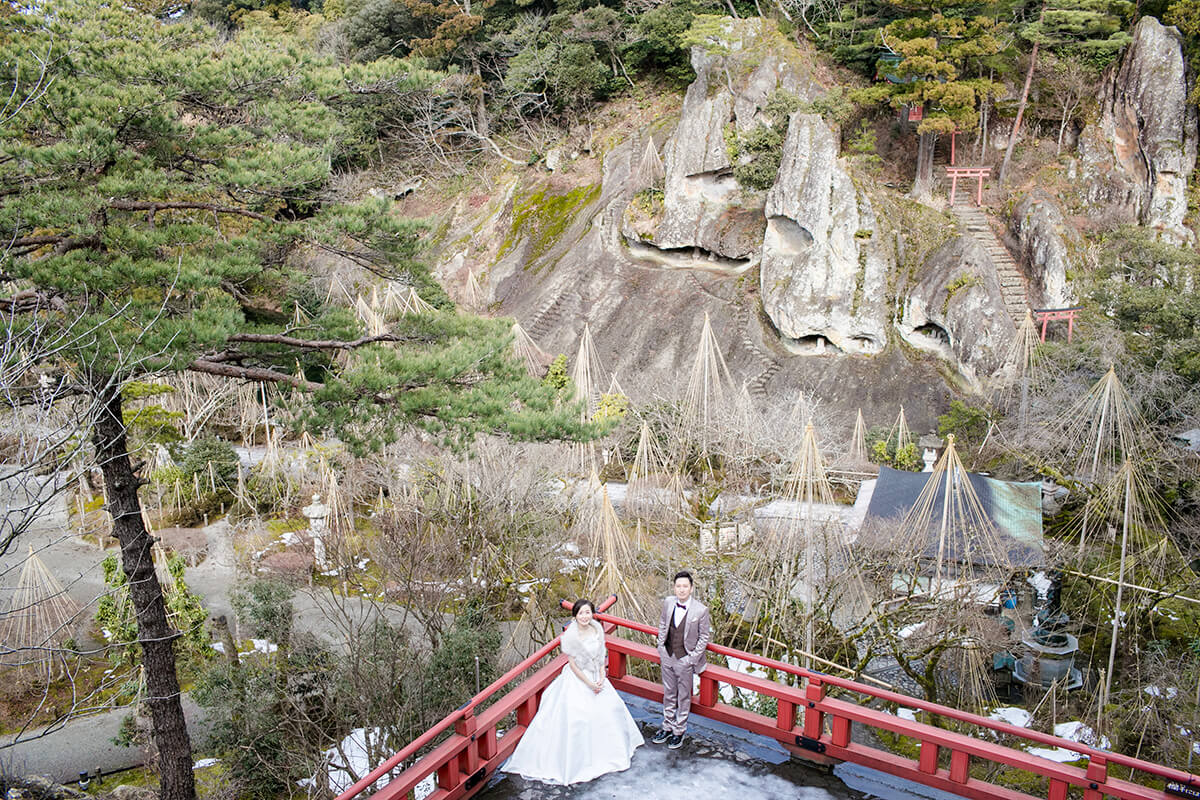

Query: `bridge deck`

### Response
(484, 706, 861, 800)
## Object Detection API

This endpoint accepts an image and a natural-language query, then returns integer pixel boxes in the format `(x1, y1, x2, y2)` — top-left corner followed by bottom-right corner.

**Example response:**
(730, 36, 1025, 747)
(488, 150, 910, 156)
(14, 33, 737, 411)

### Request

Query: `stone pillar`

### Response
(302, 494, 330, 568)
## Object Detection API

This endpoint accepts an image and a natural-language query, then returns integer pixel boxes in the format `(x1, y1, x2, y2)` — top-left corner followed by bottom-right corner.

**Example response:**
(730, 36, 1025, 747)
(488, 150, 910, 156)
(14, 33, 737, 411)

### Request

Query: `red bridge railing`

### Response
(336, 597, 1199, 800)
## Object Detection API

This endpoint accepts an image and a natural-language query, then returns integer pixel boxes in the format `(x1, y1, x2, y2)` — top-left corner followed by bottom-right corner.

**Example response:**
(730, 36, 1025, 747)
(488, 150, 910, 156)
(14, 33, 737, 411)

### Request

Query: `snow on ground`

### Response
(1025, 722, 1110, 762)
(490, 731, 851, 800)
(304, 727, 437, 798)
(988, 707, 1032, 728)
(193, 758, 220, 769)
(1027, 571, 1051, 599)
(1144, 685, 1178, 699)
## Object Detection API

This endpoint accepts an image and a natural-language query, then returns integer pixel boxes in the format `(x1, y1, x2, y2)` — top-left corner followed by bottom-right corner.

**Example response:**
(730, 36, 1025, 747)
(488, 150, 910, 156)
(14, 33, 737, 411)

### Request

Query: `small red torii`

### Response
(1033, 306, 1082, 343)
(946, 166, 991, 206)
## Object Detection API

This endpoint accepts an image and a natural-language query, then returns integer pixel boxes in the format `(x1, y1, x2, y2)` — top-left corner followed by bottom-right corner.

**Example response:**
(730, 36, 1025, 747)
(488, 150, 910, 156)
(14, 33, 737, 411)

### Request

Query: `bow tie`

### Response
(676, 603, 686, 610)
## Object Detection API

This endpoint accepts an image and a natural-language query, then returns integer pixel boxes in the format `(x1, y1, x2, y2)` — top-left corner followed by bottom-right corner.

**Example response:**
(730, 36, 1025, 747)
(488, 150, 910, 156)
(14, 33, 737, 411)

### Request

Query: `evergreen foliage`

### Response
(854, 12, 1007, 137)
(1022, 0, 1133, 66)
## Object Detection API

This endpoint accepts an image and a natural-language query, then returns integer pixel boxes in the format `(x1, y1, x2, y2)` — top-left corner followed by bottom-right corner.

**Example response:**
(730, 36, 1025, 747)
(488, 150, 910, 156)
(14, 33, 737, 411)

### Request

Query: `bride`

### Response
(502, 598, 645, 785)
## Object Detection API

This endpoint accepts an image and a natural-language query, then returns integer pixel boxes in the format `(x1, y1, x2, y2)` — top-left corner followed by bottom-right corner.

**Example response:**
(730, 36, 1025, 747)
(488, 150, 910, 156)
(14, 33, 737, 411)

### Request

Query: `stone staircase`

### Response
(951, 201, 1028, 327)
(730, 298, 781, 398)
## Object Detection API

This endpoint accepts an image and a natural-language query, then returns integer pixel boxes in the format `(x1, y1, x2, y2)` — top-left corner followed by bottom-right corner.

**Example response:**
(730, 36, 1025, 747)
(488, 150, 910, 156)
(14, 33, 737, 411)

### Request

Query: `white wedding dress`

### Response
(501, 619, 644, 785)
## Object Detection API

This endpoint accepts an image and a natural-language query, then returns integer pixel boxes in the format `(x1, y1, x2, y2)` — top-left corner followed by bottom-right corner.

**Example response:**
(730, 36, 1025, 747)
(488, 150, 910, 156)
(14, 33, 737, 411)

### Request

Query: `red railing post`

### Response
(1084, 756, 1107, 800)
(517, 695, 538, 726)
(777, 699, 796, 732)
(698, 673, 718, 707)
(608, 649, 627, 680)
(919, 740, 939, 774)
(455, 710, 480, 777)
(803, 678, 825, 740)
(436, 755, 460, 790)
(1048, 779, 1069, 800)
(831, 714, 851, 747)
(949, 750, 969, 783)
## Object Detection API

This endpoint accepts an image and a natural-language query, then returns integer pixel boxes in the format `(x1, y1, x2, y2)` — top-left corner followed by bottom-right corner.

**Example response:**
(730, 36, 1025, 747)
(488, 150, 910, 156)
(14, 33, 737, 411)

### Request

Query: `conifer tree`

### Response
(0, 3, 594, 797)
(854, 11, 1007, 198)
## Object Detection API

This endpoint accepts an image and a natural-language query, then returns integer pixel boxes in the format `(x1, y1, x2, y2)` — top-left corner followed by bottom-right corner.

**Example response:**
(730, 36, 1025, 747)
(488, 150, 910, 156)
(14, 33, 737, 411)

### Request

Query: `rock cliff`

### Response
(1079, 16, 1197, 242)
(897, 236, 1016, 391)
(1011, 190, 1078, 309)
(760, 113, 890, 355)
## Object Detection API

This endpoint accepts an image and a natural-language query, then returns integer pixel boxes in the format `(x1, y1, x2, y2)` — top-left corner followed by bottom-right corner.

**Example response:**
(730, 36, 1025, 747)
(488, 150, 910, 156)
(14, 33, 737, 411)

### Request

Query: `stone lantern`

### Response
(918, 432, 944, 472)
(302, 493, 331, 568)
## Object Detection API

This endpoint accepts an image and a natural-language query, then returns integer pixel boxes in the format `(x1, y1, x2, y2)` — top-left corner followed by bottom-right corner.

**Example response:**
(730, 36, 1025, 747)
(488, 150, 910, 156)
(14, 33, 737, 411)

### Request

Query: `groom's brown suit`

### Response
(655, 596, 711, 736)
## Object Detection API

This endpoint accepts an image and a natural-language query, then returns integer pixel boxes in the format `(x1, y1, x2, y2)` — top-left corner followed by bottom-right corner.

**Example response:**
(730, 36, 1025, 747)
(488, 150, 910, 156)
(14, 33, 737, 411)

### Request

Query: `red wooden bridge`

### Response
(336, 596, 1199, 800)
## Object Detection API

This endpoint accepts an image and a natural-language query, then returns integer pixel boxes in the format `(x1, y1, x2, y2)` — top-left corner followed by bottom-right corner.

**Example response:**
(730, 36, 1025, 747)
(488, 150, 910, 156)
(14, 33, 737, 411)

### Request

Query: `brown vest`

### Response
(665, 610, 687, 658)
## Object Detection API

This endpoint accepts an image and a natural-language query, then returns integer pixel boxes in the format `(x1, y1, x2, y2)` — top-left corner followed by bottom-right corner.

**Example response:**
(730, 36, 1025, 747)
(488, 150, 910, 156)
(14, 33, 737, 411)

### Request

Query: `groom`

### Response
(652, 570, 711, 750)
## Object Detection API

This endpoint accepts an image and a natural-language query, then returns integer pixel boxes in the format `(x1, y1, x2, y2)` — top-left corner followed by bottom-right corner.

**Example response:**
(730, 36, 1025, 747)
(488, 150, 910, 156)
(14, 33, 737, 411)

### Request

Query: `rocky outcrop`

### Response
(759, 113, 890, 355)
(1079, 16, 1197, 241)
(624, 18, 819, 268)
(1011, 190, 1078, 308)
(897, 237, 1016, 390)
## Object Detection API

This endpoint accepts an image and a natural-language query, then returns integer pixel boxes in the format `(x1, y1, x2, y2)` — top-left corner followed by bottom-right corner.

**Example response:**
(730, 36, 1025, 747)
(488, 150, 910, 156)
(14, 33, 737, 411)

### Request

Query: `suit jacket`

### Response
(656, 596, 711, 673)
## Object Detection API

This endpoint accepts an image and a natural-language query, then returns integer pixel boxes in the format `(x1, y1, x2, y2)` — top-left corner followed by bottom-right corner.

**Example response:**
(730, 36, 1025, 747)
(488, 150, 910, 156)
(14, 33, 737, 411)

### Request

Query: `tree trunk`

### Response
(1000, 18, 1042, 185)
(912, 129, 937, 200)
(93, 384, 196, 800)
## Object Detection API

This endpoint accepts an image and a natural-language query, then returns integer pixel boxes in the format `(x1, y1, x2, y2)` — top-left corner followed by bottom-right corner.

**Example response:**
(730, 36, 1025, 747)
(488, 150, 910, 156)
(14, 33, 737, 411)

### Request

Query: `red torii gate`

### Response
(946, 166, 991, 206)
(336, 596, 1200, 800)
(1034, 306, 1082, 343)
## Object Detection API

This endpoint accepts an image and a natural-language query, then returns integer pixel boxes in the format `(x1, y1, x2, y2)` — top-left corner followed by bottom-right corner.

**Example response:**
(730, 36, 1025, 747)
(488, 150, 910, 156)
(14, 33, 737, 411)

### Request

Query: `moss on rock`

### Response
(499, 183, 602, 267)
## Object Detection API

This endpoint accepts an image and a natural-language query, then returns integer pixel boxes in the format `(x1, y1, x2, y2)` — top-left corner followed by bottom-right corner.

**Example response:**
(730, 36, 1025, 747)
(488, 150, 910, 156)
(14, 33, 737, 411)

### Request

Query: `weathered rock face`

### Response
(760, 113, 890, 355)
(625, 18, 819, 269)
(896, 237, 1015, 390)
(1079, 16, 1197, 241)
(1011, 190, 1078, 308)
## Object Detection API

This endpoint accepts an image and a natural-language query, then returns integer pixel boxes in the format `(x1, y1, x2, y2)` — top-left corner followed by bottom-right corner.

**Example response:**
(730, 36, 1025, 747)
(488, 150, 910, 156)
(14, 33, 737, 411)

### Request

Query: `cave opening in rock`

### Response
(793, 334, 840, 354)
(851, 335, 882, 354)
(913, 322, 950, 346)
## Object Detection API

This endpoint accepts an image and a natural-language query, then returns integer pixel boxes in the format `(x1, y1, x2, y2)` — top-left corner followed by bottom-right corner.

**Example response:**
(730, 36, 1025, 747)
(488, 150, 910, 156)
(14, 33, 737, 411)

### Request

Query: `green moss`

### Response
(851, 247, 868, 316)
(942, 273, 981, 313)
(498, 183, 602, 268)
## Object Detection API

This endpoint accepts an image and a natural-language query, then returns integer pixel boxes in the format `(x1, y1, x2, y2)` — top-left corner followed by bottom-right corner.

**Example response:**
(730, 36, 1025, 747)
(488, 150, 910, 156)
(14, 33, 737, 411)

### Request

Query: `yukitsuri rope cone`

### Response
(681, 311, 733, 462)
(991, 310, 1047, 431)
(400, 287, 435, 315)
(897, 435, 1013, 597)
(0, 546, 82, 676)
(741, 424, 862, 666)
(570, 323, 611, 472)
(583, 485, 646, 621)
(463, 269, 485, 313)
(887, 405, 913, 454)
(634, 137, 664, 189)
(510, 322, 549, 378)
(627, 421, 679, 524)
(569, 323, 607, 418)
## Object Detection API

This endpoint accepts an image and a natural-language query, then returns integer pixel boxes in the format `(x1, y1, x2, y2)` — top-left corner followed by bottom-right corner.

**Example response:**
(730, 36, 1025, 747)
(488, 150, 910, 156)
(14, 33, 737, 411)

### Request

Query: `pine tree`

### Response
(0, 3, 594, 797)
(854, 11, 1007, 198)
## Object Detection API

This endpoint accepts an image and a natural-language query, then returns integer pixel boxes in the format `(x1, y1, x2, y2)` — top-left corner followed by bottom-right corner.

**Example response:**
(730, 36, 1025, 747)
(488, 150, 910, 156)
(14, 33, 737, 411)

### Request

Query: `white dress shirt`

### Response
(672, 597, 690, 626)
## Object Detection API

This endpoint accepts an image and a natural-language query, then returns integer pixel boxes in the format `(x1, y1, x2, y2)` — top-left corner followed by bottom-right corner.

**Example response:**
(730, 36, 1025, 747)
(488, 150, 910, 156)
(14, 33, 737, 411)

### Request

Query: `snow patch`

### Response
(988, 707, 1032, 728)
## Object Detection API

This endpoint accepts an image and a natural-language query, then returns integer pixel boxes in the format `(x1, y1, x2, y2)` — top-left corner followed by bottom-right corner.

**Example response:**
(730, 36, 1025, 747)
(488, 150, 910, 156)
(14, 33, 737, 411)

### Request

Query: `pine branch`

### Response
(226, 331, 435, 349)
(106, 201, 270, 223)
(187, 358, 321, 390)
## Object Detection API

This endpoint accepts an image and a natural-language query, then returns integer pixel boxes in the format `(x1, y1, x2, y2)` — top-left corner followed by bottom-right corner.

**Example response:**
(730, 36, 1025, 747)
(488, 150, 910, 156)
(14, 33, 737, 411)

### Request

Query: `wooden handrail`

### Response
(339, 596, 1198, 800)
(335, 595, 618, 800)
(594, 609, 1200, 787)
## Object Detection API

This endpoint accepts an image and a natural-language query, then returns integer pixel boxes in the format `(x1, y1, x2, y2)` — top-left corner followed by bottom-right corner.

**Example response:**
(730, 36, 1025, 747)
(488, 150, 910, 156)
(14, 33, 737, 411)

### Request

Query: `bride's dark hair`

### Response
(571, 598, 595, 617)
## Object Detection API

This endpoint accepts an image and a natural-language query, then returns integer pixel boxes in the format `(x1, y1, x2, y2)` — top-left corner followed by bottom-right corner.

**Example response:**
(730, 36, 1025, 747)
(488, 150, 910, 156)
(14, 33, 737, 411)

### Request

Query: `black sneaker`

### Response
(667, 734, 684, 749)
(651, 728, 671, 745)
